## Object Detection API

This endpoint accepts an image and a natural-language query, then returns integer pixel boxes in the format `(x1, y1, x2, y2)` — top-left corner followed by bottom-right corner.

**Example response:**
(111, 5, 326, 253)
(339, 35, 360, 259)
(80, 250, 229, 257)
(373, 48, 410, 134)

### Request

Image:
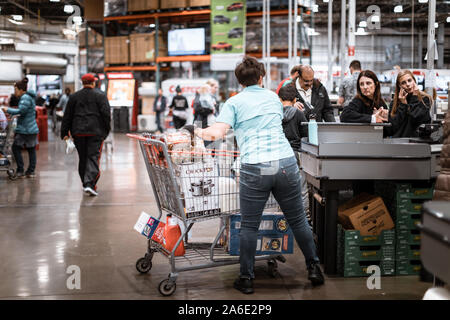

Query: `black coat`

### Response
(169, 94, 188, 111)
(153, 95, 167, 113)
(193, 93, 214, 129)
(61, 87, 111, 139)
(384, 95, 432, 138)
(295, 80, 335, 122)
(340, 96, 387, 123)
(282, 106, 308, 152)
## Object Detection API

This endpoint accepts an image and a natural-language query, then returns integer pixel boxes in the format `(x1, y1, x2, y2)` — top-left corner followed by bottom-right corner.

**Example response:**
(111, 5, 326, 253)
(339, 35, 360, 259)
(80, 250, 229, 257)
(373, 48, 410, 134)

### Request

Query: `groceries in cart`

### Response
(0, 114, 18, 178)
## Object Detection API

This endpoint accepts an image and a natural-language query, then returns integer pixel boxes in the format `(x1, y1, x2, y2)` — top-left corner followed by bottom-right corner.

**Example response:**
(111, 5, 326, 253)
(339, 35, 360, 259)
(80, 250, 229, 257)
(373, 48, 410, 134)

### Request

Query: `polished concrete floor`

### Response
(0, 128, 431, 300)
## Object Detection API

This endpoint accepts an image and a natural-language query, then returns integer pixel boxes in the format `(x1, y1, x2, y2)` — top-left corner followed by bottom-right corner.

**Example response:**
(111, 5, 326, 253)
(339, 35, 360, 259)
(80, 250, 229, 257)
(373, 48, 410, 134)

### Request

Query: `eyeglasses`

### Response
(300, 77, 313, 84)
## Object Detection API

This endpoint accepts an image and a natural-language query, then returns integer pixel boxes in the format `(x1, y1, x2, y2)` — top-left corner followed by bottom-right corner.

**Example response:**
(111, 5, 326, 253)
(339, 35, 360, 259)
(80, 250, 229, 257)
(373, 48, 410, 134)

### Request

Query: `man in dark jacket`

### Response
(279, 85, 311, 225)
(293, 65, 335, 122)
(61, 73, 111, 196)
(153, 88, 167, 133)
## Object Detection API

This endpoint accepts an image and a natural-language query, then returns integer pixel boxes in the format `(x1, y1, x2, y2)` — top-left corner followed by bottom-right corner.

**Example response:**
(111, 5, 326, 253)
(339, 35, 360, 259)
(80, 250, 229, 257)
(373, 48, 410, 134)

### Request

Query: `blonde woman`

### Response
(385, 69, 432, 137)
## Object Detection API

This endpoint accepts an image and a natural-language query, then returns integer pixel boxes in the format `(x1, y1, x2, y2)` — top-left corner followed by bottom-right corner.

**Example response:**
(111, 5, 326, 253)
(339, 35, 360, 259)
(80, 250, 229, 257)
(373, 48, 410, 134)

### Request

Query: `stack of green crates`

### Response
(337, 224, 396, 277)
(375, 181, 435, 276)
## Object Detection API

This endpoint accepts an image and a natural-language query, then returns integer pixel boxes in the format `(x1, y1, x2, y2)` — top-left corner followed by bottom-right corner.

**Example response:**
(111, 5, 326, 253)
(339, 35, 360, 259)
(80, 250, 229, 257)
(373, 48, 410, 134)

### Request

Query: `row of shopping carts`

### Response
(0, 116, 18, 178)
(129, 132, 287, 296)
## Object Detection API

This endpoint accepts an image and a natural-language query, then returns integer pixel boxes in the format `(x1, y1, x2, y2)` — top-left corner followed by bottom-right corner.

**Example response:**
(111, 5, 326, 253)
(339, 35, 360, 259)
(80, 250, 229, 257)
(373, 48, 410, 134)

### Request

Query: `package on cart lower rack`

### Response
(134, 211, 185, 256)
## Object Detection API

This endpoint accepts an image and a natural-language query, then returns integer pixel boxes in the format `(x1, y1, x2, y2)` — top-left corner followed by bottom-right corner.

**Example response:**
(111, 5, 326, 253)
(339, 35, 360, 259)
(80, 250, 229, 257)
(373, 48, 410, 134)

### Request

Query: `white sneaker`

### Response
(83, 187, 98, 196)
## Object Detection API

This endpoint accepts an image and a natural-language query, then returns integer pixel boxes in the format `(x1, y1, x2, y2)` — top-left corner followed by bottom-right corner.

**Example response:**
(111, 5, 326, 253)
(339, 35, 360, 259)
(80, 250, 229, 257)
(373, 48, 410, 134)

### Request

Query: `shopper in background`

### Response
(153, 88, 167, 133)
(1, 77, 39, 179)
(278, 85, 312, 225)
(292, 65, 335, 122)
(383, 69, 432, 138)
(193, 56, 324, 294)
(57, 88, 71, 113)
(61, 73, 111, 197)
(48, 94, 60, 131)
(169, 85, 189, 129)
(35, 94, 46, 107)
(9, 93, 19, 107)
(338, 60, 362, 107)
(276, 64, 302, 94)
(340, 70, 388, 123)
(206, 79, 220, 115)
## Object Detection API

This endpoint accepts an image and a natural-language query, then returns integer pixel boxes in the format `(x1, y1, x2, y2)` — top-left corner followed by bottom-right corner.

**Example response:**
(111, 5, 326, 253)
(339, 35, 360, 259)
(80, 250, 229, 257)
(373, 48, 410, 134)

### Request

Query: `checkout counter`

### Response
(300, 123, 442, 275)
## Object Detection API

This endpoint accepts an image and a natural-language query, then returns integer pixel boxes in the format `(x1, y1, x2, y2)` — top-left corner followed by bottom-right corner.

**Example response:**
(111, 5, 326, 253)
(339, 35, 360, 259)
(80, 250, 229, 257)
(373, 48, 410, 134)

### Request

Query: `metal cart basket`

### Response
(128, 133, 287, 296)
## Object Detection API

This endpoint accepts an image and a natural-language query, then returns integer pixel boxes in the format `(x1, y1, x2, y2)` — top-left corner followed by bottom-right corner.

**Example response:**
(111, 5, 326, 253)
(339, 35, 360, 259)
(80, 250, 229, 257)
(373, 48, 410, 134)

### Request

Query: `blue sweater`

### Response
(7, 91, 39, 135)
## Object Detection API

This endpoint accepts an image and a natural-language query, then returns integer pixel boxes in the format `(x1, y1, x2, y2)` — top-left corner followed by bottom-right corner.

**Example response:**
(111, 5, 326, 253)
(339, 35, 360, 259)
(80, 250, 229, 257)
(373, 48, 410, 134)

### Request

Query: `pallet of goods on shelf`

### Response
(160, 0, 188, 10)
(189, 0, 210, 7)
(79, 30, 103, 48)
(105, 36, 130, 65)
(129, 32, 167, 63)
(128, 0, 159, 12)
(104, 0, 128, 17)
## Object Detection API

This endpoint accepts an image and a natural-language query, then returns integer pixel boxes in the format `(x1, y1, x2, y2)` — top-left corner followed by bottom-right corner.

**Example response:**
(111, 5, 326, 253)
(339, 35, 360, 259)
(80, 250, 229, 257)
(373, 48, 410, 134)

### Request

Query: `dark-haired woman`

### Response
(340, 70, 388, 123)
(1, 78, 39, 179)
(384, 69, 432, 138)
(192, 56, 324, 294)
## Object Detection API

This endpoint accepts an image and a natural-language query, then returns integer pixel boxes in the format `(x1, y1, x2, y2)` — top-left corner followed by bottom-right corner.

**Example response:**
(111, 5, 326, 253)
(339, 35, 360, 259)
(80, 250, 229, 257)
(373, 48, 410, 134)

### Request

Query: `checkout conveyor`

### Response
(300, 123, 443, 275)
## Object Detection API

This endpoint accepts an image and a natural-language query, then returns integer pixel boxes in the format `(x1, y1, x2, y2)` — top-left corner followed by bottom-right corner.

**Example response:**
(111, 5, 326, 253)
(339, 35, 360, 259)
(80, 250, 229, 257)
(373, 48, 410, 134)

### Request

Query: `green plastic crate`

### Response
(396, 259, 422, 276)
(344, 245, 395, 262)
(396, 199, 424, 214)
(396, 228, 421, 245)
(395, 182, 434, 201)
(339, 225, 396, 247)
(396, 244, 421, 260)
(396, 212, 421, 230)
(342, 260, 396, 277)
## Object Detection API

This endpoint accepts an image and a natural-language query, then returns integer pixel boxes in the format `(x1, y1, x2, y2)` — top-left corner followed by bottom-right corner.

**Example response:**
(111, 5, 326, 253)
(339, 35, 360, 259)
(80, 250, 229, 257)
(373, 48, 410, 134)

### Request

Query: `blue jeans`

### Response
(239, 156, 320, 279)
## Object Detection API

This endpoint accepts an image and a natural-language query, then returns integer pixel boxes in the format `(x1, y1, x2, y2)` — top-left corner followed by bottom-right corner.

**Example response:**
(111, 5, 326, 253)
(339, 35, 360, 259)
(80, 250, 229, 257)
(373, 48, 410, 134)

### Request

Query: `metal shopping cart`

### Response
(0, 115, 18, 178)
(128, 133, 288, 296)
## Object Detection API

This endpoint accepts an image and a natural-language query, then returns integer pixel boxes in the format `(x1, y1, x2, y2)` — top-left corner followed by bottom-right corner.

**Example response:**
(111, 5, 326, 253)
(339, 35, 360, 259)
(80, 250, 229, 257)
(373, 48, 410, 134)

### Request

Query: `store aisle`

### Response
(0, 130, 431, 300)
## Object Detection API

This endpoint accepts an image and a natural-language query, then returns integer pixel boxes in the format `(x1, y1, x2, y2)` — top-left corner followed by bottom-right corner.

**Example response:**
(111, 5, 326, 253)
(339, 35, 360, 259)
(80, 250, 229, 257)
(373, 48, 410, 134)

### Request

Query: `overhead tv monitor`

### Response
(168, 28, 206, 56)
(107, 79, 135, 107)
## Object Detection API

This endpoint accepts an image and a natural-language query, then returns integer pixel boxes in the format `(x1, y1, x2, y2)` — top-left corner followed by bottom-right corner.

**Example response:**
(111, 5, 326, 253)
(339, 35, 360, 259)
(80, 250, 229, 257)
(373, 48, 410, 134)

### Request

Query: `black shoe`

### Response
(12, 171, 25, 180)
(233, 277, 254, 294)
(25, 172, 36, 178)
(307, 262, 325, 286)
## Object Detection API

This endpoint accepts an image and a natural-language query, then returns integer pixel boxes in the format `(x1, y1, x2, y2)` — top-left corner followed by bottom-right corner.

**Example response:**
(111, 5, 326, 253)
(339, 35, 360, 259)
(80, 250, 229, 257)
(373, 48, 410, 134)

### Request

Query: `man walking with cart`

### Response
(61, 73, 111, 196)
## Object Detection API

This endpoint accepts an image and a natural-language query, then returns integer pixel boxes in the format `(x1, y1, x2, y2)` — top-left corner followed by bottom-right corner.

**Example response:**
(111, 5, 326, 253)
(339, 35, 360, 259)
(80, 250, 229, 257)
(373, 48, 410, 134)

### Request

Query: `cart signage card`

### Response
(134, 211, 165, 244)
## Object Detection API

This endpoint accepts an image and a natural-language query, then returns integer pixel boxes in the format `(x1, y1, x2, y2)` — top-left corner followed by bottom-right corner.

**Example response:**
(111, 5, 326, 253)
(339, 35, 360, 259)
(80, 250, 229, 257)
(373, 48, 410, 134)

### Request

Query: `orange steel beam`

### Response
(156, 55, 211, 63)
(104, 65, 158, 72)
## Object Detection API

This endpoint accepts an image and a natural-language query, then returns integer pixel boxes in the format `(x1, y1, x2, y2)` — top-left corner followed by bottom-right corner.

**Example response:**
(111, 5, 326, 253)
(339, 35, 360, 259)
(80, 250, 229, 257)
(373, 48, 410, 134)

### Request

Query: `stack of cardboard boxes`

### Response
(375, 182, 435, 276)
(337, 194, 396, 277)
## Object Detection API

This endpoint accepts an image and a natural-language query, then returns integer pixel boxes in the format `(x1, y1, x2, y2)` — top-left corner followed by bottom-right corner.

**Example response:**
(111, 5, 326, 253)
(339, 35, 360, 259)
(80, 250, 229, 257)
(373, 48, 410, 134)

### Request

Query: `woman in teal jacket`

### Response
(1, 78, 39, 178)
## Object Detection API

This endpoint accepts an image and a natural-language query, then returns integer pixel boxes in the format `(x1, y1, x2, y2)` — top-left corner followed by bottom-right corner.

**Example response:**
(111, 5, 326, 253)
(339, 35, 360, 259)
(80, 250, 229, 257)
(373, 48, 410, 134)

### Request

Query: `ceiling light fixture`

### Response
(418, 0, 428, 3)
(355, 27, 368, 35)
(50, 0, 61, 2)
(394, 5, 403, 13)
(11, 15, 23, 21)
(8, 18, 25, 25)
(435, 22, 438, 28)
(359, 21, 367, 28)
(323, 0, 329, 3)
(447, 17, 450, 23)
(397, 17, 411, 21)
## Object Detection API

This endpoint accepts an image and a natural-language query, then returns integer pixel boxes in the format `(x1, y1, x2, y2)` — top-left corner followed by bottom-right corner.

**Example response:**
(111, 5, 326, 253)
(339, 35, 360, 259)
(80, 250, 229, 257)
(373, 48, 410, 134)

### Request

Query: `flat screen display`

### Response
(168, 28, 206, 56)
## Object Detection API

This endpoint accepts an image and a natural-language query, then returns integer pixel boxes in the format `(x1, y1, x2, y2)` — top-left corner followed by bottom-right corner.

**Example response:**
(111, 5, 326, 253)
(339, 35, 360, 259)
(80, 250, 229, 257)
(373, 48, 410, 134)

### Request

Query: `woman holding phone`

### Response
(384, 69, 432, 138)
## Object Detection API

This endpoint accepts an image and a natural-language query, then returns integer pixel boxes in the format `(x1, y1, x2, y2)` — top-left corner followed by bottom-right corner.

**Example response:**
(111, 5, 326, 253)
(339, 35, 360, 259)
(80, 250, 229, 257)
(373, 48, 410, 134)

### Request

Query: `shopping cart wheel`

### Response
(7, 169, 15, 178)
(267, 259, 279, 278)
(136, 257, 152, 274)
(158, 279, 176, 296)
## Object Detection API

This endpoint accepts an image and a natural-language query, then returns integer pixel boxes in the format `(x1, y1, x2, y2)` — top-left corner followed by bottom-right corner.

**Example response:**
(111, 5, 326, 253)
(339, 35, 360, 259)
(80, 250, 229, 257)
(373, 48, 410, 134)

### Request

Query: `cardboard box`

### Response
(134, 211, 166, 245)
(105, 36, 129, 64)
(189, 0, 210, 6)
(161, 0, 188, 9)
(178, 160, 220, 218)
(141, 97, 155, 115)
(338, 194, 395, 236)
(128, 0, 159, 11)
(79, 29, 103, 48)
(85, 1, 104, 21)
(129, 32, 166, 63)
